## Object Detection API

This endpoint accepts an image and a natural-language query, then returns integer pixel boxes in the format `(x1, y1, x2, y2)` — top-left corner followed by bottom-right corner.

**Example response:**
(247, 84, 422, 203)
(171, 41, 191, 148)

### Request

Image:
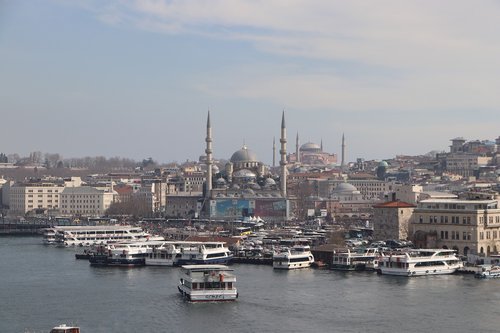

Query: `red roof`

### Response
(373, 201, 415, 209)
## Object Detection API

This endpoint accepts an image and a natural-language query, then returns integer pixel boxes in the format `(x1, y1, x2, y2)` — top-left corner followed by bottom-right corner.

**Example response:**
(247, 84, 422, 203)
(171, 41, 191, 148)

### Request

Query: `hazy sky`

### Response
(1, 1, 500, 165)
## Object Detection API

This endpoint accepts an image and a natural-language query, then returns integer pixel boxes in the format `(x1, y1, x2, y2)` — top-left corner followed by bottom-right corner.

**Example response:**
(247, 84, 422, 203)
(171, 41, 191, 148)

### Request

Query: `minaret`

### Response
(280, 111, 287, 197)
(205, 111, 213, 198)
(296, 132, 300, 163)
(341, 133, 346, 170)
(320, 138, 323, 152)
(272, 137, 276, 167)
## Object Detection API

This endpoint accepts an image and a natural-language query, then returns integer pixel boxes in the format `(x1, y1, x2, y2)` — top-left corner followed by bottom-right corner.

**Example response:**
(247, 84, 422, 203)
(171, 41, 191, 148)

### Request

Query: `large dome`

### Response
(333, 182, 359, 194)
(300, 142, 321, 152)
(233, 169, 257, 178)
(230, 145, 259, 163)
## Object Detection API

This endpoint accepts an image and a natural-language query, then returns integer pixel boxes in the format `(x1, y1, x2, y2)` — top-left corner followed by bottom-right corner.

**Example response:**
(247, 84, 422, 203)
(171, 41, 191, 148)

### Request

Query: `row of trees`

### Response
(1, 151, 159, 171)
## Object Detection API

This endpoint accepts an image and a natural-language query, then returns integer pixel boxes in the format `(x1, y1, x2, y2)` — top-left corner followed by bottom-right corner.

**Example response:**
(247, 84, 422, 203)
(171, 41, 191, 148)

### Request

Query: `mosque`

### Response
(202, 112, 289, 222)
(287, 133, 338, 167)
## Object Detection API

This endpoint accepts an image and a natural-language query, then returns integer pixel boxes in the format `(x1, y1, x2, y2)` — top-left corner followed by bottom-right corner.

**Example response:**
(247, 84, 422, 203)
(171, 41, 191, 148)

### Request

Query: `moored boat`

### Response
(475, 265, 500, 279)
(174, 242, 233, 266)
(331, 247, 379, 271)
(377, 249, 463, 276)
(46, 225, 159, 247)
(273, 245, 315, 270)
(178, 265, 238, 302)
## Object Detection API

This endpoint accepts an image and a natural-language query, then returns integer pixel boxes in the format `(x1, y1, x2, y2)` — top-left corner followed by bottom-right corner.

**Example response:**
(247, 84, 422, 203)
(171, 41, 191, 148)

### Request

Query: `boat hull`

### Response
(89, 255, 145, 267)
(174, 257, 233, 266)
(378, 267, 458, 276)
(178, 286, 238, 302)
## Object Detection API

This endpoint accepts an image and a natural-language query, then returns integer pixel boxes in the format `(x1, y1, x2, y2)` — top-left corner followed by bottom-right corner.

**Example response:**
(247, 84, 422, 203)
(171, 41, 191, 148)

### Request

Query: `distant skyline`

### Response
(2, 1, 500, 165)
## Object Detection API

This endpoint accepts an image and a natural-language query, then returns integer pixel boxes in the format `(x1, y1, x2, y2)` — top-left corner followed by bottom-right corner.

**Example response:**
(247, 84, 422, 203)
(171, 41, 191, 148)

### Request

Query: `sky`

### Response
(1, 0, 500, 165)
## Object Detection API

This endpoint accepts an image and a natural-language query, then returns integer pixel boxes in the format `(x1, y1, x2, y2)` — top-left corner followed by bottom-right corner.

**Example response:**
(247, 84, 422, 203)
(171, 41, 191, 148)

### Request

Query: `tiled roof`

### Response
(373, 201, 415, 208)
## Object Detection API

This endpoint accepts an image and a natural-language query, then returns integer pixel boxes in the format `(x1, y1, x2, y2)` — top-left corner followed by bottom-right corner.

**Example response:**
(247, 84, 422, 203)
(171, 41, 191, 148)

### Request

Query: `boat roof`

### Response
(181, 264, 233, 272)
(53, 225, 140, 230)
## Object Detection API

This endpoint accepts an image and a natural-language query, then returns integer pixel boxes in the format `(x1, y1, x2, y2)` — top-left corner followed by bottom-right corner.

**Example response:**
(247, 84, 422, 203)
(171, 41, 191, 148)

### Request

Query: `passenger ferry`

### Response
(145, 241, 188, 266)
(46, 225, 157, 247)
(377, 249, 463, 276)
(273, 245, 315, 270)
(88, 242, 150, 267)
(178, 265, 238, 302)
(43, 228, 57, 245)
(174, 242, 233, 266)
(331, 248, 379, 271)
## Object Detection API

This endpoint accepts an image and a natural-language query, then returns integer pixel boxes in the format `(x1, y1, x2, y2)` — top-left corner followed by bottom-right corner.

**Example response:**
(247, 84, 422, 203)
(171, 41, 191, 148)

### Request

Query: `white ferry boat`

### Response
(89, 242, 151, 267)
(331, 248, 379, 271)
(43, 228, 57, 245)
(377, 249, 463, 276)
(273, 245, 315, 270)
(48, 225, 156, 247)
(145, 241, 189, 266)
(178, 265, 238, 302)
(475, 265, 500, 279)
(174, 242, 233, 266)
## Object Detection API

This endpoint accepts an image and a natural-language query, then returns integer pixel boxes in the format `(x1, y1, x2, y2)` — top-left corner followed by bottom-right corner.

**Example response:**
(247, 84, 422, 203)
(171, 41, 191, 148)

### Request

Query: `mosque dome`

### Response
(264, 178, 276, 186)
(333, 182, 359, 194)
(378, 161, 389, 168)
(233, 169, 257, 179)
(216, 177, 226, 185)
(300, 142, 321, 152)
(251, 183, 261, 190)
(230, 145, 259, 163)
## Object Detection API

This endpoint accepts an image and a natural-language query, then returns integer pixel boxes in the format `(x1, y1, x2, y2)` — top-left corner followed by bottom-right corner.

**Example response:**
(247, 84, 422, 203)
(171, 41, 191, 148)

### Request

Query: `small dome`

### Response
(300, 142, 321, 152)
(379, 161, 389, 167)
(212, 165, 220, 173)
(231, 184, 240, 190)
(251, 183, 261, 190)
(216, 178, 226, 185)
(230, 145, 259, 163)
(264, 178, 276, 185)
(243, 188, 255, 196)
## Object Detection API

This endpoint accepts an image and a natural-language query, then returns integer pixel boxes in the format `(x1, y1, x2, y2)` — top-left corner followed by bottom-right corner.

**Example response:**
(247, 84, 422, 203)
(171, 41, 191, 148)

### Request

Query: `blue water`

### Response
(1, 237, 499, 333)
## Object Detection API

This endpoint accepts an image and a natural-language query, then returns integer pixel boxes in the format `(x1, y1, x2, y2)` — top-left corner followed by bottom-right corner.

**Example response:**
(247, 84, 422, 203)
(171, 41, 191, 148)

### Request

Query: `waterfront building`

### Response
(9, 181, 64, 214)
(165, 192, 202, 218)
(373, 201, 415, 241)
(410, 191, 500, 256)
(60, 186, 115, 217)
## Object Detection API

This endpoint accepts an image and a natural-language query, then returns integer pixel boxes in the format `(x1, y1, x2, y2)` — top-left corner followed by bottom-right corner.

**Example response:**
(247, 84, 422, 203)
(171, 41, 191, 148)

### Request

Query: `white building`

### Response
(60, 186, 116, 217)
(411, 195, 500, 256)
(9, 182, 64, 214)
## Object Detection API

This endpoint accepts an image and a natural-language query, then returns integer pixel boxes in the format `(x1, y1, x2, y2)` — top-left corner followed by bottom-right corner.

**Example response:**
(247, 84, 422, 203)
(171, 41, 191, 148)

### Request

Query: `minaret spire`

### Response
(320, 138, 323, 152)
(280, 111, 287, 197)
(296, 132, 300, 163)
(273, 137, 276, 168)
(341, 133, 346, 171)
(205, 110, 213, 199)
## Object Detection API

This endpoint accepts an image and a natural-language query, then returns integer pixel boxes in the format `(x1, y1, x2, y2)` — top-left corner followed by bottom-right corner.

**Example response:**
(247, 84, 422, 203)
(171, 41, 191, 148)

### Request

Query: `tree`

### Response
(0, 153, 8, 163)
